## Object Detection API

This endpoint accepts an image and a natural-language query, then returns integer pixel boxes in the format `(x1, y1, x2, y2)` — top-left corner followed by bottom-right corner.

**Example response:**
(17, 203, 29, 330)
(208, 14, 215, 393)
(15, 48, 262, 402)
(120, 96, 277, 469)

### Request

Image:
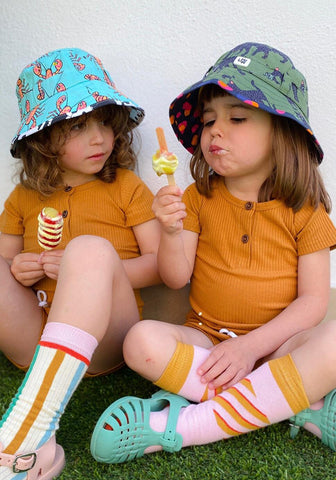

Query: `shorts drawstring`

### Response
(219, 328, 238, 338)
(37, 290, 48, 308)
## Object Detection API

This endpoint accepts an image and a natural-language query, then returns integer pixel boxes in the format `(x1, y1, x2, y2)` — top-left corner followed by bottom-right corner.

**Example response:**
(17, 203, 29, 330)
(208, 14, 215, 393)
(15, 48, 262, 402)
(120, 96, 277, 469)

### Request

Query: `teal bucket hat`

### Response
(169, 42, 323, 161)
(11, 47, 145, 157)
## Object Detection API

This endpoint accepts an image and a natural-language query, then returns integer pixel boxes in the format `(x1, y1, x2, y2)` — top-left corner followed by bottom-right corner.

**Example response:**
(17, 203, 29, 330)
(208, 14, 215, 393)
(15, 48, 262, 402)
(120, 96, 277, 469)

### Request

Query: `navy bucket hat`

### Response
(169, 42, 323, 162)
(11, 47, 145, 157)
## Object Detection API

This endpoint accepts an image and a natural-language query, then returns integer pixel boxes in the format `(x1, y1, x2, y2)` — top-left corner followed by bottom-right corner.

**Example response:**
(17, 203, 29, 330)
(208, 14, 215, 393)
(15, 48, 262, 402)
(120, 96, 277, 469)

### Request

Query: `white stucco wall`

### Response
(1, 0, 336, 285)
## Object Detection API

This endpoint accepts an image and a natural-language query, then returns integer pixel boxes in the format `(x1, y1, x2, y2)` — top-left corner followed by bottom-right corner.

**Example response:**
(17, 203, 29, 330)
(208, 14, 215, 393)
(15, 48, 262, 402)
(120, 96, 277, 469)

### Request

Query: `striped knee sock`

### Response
(155, 342, 222, 402)
(0, 322, 97, 459)
(150, 354, 309, 448)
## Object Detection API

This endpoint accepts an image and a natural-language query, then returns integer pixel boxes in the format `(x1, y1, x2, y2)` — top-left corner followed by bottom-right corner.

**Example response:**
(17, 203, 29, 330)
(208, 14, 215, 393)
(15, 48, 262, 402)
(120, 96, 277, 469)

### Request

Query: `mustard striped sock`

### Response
(150, 354, 310, 447)
(154, 342, 223, 402)
(0, 323, 97, 459)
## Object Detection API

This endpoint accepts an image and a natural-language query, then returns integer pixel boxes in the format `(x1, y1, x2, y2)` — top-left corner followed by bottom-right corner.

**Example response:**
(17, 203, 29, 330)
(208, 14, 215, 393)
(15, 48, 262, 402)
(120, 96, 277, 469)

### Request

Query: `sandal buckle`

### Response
(289, 422, 301, 440)
(13, 452, 37, 473)
(288, 422, 299, 429)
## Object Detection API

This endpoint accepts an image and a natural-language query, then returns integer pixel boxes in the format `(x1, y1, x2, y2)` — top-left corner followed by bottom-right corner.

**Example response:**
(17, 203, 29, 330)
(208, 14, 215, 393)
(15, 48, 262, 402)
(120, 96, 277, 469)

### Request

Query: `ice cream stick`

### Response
(155, 127, 176, 185)
(156, 127, 168, 152)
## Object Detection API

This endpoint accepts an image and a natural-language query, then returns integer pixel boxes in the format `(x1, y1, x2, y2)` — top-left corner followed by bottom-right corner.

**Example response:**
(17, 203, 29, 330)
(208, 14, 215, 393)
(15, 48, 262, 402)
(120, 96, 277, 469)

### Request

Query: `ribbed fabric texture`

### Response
(182, 179, 336, 337)
(41, 322, 98, 361)
(0, 323, 97, 460)
(150, 354, 309, 448)
(155, 342, 222, 402)
(0, 169, 154, 311)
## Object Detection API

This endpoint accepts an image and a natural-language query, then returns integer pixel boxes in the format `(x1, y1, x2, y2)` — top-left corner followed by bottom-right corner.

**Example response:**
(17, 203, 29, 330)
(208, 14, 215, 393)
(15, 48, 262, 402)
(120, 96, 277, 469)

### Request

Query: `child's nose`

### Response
(89, 124, 104, 143)
(210, 119, 226, 137)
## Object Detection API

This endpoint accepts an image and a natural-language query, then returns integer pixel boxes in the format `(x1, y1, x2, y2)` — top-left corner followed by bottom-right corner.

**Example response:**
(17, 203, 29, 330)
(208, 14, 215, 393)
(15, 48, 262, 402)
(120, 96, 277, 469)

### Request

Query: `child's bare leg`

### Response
(124, 316, 336, 415)
(263, 320, 336, 402)
(281, 321, 336, 439)
(289, 320, 336, 400)
(167, 323, 336, 448)
(0, 255, 43, 365)
(91, 320, 336, 464)
(0, 235, 140, 478)
(124, 320, 213, 381)
(47, 235, 139, 373)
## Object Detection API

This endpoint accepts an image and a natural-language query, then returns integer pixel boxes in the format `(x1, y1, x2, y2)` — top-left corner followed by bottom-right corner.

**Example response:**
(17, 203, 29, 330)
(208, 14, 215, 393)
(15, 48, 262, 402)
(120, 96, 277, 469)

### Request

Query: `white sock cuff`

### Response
(41, 322, 98, 362)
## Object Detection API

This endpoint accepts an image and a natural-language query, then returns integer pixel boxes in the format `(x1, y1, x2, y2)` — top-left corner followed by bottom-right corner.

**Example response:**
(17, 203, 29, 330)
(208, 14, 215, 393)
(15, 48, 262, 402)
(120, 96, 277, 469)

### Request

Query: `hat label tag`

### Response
(234, 56, 251, 67)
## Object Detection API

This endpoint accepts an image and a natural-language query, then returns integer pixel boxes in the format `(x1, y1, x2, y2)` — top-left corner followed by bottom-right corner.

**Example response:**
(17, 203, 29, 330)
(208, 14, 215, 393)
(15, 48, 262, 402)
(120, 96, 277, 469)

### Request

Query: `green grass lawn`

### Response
(1, 352, 336, 480)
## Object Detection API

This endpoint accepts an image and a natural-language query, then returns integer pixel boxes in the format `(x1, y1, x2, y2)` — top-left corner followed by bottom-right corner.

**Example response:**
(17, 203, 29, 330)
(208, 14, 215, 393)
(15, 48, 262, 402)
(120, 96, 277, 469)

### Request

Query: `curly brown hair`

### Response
(14, 105, 138, 196)
(190, 85, 331, 213)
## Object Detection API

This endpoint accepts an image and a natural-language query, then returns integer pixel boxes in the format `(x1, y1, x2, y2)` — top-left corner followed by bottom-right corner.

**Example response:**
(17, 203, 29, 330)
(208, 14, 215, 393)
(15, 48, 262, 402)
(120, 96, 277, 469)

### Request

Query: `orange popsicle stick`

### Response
(156, 127, 168, 153)
(155, 127, 176, 186)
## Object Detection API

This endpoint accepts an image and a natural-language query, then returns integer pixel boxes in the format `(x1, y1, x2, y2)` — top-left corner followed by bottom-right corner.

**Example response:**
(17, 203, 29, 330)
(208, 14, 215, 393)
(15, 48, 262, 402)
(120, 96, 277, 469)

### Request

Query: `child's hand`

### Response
(38, 250, 64, 280)
(197, 336, 258, 390)
(152, 185, 186, 235)
(11, 252, 45, 286)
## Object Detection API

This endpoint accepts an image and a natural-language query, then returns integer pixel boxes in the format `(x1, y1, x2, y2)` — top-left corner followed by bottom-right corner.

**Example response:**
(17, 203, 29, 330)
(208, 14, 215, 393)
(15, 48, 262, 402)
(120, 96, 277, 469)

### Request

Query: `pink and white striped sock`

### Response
(155, 342, 221, 402)
(150, 355, 309, 449)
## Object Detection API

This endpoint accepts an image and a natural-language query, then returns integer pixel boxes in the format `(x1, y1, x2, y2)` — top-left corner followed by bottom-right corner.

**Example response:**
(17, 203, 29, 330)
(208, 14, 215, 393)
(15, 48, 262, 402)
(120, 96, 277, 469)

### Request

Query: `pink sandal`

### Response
(0, 436, 65, 479)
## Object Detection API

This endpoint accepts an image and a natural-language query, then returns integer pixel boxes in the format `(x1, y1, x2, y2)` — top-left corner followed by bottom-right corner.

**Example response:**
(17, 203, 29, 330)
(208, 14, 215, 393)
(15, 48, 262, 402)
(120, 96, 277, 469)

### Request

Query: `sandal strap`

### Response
(0, 437, 65, 479)
(91, 390, 190, 463)
(0, 444, 36, 472)
(289, 389, 336, 450)
(152, 390, 190, 452)
(289, 409, 310, 439)
(318, 389, 336, 450)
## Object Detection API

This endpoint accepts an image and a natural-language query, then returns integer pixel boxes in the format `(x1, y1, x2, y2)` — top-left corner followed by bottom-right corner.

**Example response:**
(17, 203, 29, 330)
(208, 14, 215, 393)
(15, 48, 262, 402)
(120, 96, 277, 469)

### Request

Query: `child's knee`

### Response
(123, 320, 159, 367)
(66, 234, 112, 253)
(64, 235, 118, 265)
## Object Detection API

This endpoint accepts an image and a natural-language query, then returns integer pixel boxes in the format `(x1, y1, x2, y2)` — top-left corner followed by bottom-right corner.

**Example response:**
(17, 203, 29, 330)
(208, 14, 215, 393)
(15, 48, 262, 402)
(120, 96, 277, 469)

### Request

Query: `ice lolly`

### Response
(152, 127, 178, 186)
(37, 207, 64, 250)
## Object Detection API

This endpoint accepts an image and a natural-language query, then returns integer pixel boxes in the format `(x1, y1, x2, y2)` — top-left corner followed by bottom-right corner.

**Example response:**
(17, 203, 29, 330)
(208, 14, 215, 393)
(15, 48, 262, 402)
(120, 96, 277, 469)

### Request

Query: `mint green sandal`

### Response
(90, 390, 190, 464)
(289, 389, 336, 450)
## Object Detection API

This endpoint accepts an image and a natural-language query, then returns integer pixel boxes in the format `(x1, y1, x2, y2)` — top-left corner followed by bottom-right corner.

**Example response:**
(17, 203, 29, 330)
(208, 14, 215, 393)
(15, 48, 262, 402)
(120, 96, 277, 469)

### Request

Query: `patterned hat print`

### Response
(11, 48, 145, 157)
(169, 42, 323, 162)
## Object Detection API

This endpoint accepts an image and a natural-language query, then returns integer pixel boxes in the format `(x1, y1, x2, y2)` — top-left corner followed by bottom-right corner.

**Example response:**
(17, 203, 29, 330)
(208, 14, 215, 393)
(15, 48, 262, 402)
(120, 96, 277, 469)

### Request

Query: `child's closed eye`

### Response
(203, 119, 215, 127)
(231, 117, 246, 123)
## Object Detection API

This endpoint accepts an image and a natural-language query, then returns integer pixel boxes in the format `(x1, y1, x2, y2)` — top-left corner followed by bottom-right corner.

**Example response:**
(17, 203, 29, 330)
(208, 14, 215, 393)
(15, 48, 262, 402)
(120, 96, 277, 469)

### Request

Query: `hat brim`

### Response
(169, 70, 323, 162)
(11, 79, 144, 158)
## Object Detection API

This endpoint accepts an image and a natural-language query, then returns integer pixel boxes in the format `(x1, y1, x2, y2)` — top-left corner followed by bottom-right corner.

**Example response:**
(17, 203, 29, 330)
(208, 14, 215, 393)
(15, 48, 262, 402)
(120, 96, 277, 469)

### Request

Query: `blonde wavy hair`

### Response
(190, 85, 331, 213)
(14, 105, 138, 196)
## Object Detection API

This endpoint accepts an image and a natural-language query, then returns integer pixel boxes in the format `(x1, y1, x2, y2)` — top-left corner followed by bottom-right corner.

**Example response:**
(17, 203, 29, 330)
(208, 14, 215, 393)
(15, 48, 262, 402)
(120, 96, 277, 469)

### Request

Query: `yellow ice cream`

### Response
(152, 150, 179, 176)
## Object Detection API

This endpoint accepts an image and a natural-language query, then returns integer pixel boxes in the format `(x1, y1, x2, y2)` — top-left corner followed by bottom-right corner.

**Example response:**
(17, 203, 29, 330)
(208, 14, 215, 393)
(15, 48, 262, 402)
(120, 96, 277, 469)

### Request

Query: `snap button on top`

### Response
(64, 186, 72, 192)
(245, 201, 253, 210)
(241, 234, 249, 243)
(62, 210, 68, 218)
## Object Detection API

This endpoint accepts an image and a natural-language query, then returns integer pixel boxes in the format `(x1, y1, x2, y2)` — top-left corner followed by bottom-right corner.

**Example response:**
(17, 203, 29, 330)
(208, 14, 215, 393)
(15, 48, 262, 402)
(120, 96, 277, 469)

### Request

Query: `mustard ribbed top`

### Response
(0, 169, 155, 311)
(183, 178, 336, 335)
